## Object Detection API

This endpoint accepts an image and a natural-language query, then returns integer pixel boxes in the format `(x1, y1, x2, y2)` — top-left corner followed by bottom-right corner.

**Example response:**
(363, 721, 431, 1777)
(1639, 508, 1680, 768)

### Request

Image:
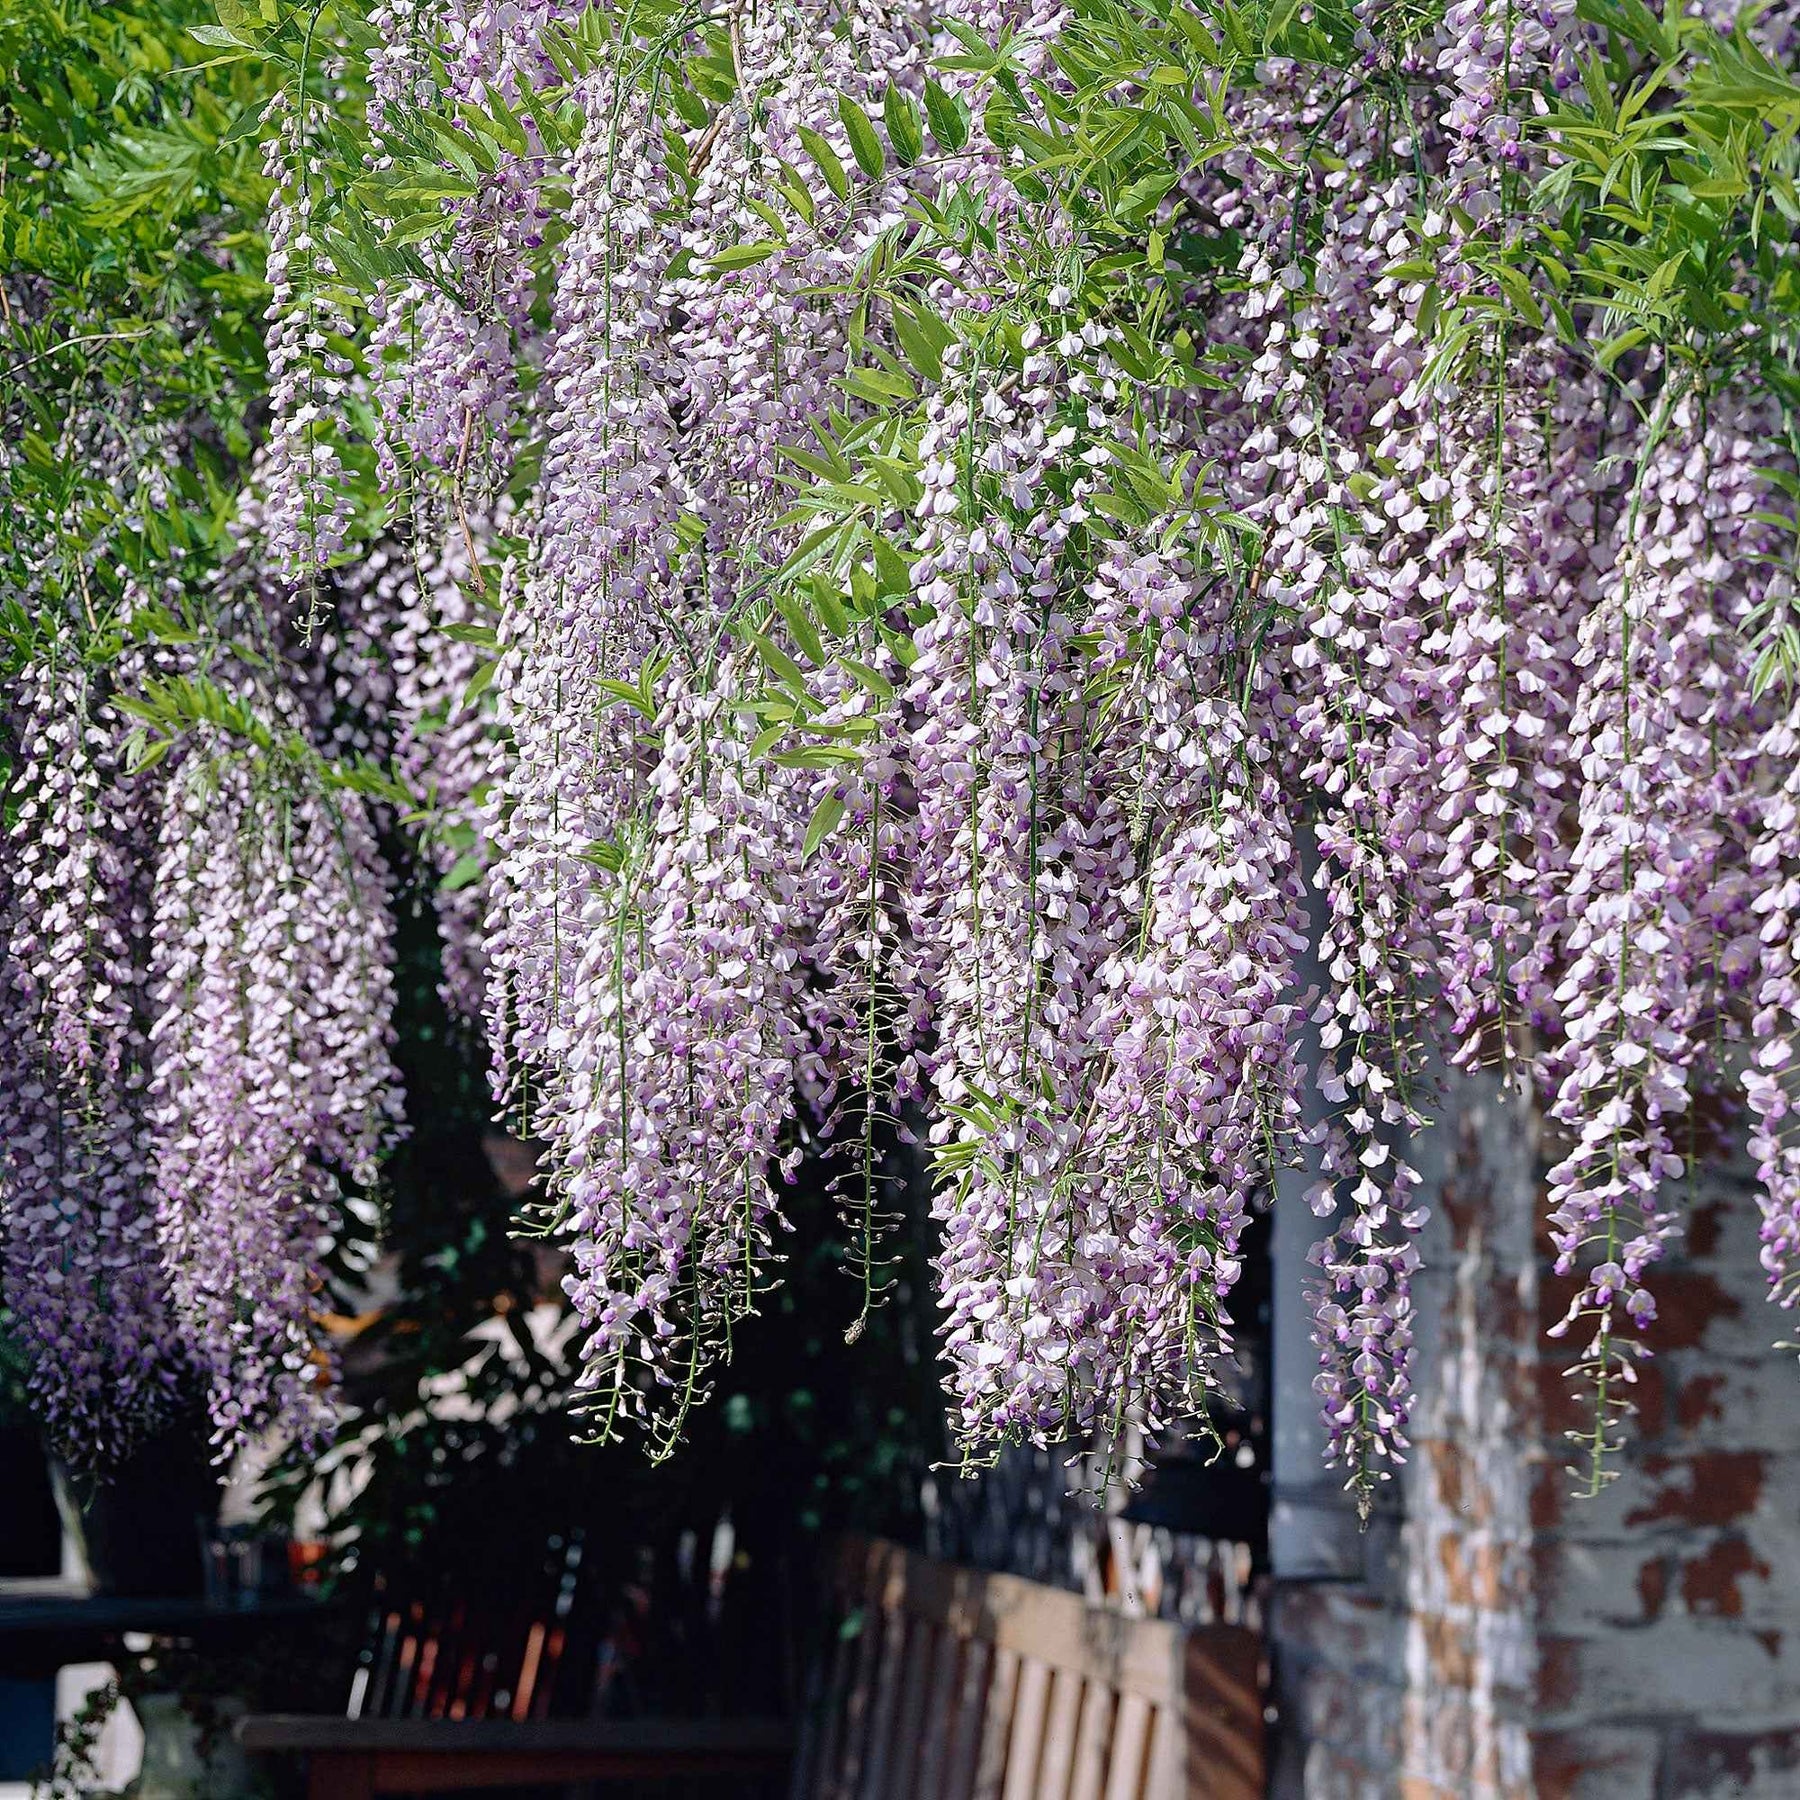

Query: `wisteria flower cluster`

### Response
(0, 582, 407, 1464)
(10, 0, 1800, 1511)
(243, 0, 1800, 1506)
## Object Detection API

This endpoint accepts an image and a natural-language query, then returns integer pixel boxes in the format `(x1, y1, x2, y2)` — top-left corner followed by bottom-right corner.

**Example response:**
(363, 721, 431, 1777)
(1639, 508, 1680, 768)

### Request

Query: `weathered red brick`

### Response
(1272, 1092, 1799, 1800)
(1535, 1624, 1800, 1720)
(1535, 1635, 1581, 1712)
(1642, 1270, 1744, 1353)
(1300, 1740, 1395, 1800)
(1535, 1353, 1667, 1441)
(1673, 1370, 1729, 1433)
(1531, 1725, 1663, 1800)
(1532, 1540, 1667, 1631)
(1661, 1360, 1800, 1454)
(1664, 1727, 1800, 1798)
(1685, 1196, 1728, 1259)
(1624, 1451, 1767, 1529)
(1270, 1584, 1405, 1672)
(1678, 1535, 1771, 1619)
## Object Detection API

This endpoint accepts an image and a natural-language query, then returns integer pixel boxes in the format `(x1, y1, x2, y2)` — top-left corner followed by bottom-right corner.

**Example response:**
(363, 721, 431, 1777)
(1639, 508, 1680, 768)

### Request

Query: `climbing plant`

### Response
(7, 0, 1800, 1511)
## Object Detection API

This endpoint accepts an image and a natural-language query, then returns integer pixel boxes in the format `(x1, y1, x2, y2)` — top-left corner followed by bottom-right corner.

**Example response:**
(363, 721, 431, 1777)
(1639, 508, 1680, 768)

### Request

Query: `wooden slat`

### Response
(467, 1649, 499, 1722)
(391, 1621, 422, 1718)
(1000, 1657, 1051, 1800)
(425, 1604, 466, 1718)
(793, 1616, 853, 1800)
(446, 1639, 479, 1720)
(837, 1539, 1186, 1704)
(810, 1537, 1274, 1800)
(822, 1536, 1263, 1800)
(829, 1565, 890, 1800)
(363, 1610, 402, 1718)
(939, 1634, 993, 1800)
(881, 1616, 935, 1800)
(509, 1622, 545, 1721)
(1100, 1693, 1152, 1800)
(970, 1644, 1019, 1800)
(911, 1624, 964, 1799)
(854, 1606, 910, 1800)
(1036, 1669, 1084, 1800)
(1068, 1679, 1114, 1800)
(1143, 1706, 1180, 1800)
(1179, 1631, 1264, 1800)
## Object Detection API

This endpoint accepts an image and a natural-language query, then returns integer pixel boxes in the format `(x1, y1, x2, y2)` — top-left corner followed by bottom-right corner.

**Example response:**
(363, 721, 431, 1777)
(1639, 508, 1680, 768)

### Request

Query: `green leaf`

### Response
(922, 79, 970, 152)
(808, 575, 851, 638)
(773, 745, 862, 769)
(596, 678, 659, 720)
(839, 97, 885, 179)
(439, 852, 485, 892)
(461, 657, 497, 708)
(1117, 170, 1177, 226)
(749, 631, 812, 698)
(883, 85, 923, 167)
(774, 591, 827, 666)
(706, 241, 780, 272)
(841, 366, 917, 407)
(773, 159, 815, 226)
(802, 790, 847, 861)
(983, 92, 1017, 150)
(842, 658, 894, 701)
(798, 126, 849, 201)
(892, 302, 952, 383)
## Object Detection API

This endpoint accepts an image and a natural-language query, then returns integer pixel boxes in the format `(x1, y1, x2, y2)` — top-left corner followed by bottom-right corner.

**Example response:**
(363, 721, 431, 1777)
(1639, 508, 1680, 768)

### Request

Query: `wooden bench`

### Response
(790, 1536, 1264, 1800)
(238, 1536, 1263, 1799)
(235, 1713, 796, 1796)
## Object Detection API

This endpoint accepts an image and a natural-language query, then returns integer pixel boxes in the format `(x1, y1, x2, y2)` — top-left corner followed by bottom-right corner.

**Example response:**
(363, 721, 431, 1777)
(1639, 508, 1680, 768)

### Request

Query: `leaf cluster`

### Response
(0, 0, 281, 660)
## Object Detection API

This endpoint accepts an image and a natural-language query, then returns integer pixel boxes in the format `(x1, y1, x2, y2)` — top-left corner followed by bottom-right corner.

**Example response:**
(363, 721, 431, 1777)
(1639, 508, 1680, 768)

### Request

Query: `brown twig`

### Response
(451, 404, 484, 589)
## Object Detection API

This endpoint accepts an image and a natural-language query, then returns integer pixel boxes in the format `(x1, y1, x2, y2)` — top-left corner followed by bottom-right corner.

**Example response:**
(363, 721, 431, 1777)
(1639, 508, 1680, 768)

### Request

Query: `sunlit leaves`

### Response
(0, 0, 281, 648)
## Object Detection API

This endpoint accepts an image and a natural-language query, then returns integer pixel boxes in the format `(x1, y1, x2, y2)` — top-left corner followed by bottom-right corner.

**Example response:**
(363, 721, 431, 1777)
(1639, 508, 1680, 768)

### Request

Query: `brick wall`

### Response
(1269, 1077, 1800, 1799)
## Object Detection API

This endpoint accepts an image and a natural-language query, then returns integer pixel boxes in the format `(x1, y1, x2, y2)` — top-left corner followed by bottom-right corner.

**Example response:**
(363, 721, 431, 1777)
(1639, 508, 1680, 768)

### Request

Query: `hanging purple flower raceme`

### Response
(390, 529, 506, 1022)
(482, 56, 685, 1100)
(896, 307, 1309, 1457)
(1424, 352, 1607, 1069)
(1207, 83, 1446, 1500)
(491, 11, 939, 1438)
(1434, 356, 1616, 1055)
(367, 0, 446, 131)
(1543, 394, 1775, 1485)
(149, 743, 403, 1451)
(0, 644, 181, 1466)
(1434, 0, 1579, 243)
(1082, 545, 1311, 1441)
(364, 0, 572, 495)
(669, 6, 888, 590)
(793, 733, 931, 1321)
(1746, 699, 1800, 1303)
(546, 666, 811, 1450)
(139, 0, 1800, 1498)
(308, 521, 505, 1022)
(256, 93, 357, 583)
(904, 348, 1133, 1451)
